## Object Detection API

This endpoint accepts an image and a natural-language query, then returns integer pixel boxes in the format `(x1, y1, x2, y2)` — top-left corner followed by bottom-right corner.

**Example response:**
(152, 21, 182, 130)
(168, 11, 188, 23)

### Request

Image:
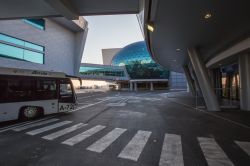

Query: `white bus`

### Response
(0, 67, 77, 122)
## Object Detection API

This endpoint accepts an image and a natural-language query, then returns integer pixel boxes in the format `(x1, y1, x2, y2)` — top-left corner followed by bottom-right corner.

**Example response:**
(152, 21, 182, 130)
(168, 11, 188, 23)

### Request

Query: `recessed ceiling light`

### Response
(204, 13, 212, 19)
(147, 22, 154, 32)
(176, 48, 181, 51)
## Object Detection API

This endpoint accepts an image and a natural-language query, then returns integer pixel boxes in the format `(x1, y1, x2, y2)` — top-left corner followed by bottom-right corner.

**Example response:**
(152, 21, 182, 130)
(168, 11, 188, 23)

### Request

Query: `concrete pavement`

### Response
(0, 91, 250, 166)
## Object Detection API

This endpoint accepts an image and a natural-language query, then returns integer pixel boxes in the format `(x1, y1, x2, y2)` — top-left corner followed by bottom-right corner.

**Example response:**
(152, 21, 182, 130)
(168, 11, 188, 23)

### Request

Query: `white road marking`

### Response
(87, 128, 127, 153)
(77, 102, 93, 105)
(127, 96, 161, 101)
(62, 125, 106, 146)
(119, 98, 129, 103)
(106, 103, 126, 107)
(106, 97, 129, 107)
(42, 123, 87, 140)
(127, 100, 141, 103)
(0, 116, 57, 133)
(13, 118, 59, 131)
(235, 141, 250, 156)
(198, 137, 234, 166)
(116, 110, 146, 118)
(26, 121, 72, 136)
(159, 134, 184, 166)
(70, 98, 111, 112)
(118, 130, 151, 161)
(77, 93, 104, 99)
(77, 95, 95, 99)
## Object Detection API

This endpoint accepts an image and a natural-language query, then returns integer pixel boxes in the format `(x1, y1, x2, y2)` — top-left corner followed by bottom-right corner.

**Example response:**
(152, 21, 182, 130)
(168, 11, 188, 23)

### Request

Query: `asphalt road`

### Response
(0, 91, 250, 166)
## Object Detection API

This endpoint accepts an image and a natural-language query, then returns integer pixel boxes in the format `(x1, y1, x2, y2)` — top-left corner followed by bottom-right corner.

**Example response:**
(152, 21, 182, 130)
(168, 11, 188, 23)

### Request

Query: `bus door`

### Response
(58, 79, 76, 112)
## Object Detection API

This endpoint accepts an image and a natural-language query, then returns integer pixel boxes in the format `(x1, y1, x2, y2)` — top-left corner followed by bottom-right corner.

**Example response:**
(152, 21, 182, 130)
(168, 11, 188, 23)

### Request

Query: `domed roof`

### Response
(111, 41, 169, 79)
(111, 41, 152, 66)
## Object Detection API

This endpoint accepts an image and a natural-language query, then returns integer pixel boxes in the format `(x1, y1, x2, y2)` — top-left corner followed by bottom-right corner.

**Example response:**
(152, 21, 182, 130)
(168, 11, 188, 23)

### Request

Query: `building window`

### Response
(0, 33, 45, 64)
(24, 19, 45, 30)
(79, 66, 125, 77)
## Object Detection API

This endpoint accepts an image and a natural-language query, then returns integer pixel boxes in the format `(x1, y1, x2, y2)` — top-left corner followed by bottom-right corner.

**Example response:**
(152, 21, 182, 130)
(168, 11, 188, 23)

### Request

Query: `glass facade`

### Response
(24, 19, 45, 30)
(169, 71, 187, 89)
(220, 63, 239, 100)
(79, 66, 125, 77)
(0, 33, 44, 64)
(111, 41, 169, 79)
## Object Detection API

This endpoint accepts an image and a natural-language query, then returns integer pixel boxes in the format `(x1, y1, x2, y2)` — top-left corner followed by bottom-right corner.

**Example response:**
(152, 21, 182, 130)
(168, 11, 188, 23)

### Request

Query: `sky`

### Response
(82, 14, 144, 64)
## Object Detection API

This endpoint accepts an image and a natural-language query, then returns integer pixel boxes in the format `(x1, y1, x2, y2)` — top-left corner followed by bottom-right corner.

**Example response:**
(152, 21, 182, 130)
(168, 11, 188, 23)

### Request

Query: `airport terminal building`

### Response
(1, 0, 249, 111)
(0, 17, 186, 91)
(80, 41, 187, 91)
(0, 17, 88, 76)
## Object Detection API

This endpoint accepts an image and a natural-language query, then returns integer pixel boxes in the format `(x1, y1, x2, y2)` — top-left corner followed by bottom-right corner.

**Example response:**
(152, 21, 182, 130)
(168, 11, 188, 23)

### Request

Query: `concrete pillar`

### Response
(130, 82, 133, 91)
(77, 78, 82, 88)
(134, 82, 137, 91)
(239, 54, 250, 111)
(188, 63, 202, 96)
(150, 82, 154, 91)
(183, 65, 195, 95)
(117, 83, 121, 90)
(187, 82, 190, 92)
(191, 69, 202, 96)
(188, 47, 220, 111)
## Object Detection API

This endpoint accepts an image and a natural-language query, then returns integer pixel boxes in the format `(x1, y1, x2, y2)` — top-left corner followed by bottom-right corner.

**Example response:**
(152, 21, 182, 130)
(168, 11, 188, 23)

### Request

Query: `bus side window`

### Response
(36, 80, 57, 100)
(8, 79, 36, 101)
(0, 79, 8, 102)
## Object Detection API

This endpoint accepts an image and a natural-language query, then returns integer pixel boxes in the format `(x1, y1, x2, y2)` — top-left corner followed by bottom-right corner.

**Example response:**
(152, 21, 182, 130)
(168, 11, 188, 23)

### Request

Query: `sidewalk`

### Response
(164, 91, 250, 128)
(163, 91, 206, 108)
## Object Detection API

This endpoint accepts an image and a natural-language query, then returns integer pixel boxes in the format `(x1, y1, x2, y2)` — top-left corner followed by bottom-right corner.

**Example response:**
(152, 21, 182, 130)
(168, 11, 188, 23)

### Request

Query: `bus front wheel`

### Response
(19, 106, 43, 120)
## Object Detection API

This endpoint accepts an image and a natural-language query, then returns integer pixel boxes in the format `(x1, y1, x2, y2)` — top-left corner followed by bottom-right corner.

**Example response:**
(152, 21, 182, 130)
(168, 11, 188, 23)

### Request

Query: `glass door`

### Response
(221, 73, 240, 100)
(59, 82, 75, 103)
(58, 79, 76, 112)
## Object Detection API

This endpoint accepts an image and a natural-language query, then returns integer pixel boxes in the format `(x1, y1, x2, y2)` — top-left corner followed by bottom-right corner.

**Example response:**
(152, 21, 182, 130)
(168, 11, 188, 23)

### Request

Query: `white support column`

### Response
(239, 54, 250, 111)
(134, 82, 137, 91)
(150, 82, 154, 91)
(117, 83, 121, 90)
(191, 68, 202, 96)
(130, 82, 133, 91)
(188, 48, 220, 111)
(183, 65, 195, 95)
(187, 82, 190, 92)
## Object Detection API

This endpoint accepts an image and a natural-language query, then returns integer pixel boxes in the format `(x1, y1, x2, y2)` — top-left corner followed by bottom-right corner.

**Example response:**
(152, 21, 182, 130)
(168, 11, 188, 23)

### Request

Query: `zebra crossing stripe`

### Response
(87, 128, 127, 153)
(159, 134, 184, 166)
(62, 125, 106, 146)
(235, 141, 250, 156)
(118, 130, 151, 161)
(13, 118, 59, 131)
(0, 116, 57, 133)
(198, 137, 234, 166)
(26, 121, 72, 136)
(42, 123, 87, 140)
